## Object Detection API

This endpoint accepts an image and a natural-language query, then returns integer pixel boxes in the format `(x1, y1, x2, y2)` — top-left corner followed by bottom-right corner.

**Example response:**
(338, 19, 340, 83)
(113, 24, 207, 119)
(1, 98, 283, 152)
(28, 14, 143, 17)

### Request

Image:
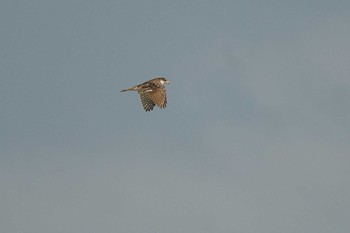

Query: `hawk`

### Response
(121, 77, 170, 111)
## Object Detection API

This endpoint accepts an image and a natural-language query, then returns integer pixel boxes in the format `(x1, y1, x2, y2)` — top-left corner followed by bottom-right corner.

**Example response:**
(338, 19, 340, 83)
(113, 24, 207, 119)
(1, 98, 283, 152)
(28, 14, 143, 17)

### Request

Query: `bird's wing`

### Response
(138, 91, 155, 111)
(148, 88, 167, 109)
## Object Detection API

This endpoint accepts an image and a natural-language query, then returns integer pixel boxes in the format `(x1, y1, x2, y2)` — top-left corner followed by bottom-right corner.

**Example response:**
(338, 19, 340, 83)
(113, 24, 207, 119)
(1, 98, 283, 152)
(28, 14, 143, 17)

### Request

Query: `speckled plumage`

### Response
(121, 77, 169, 111)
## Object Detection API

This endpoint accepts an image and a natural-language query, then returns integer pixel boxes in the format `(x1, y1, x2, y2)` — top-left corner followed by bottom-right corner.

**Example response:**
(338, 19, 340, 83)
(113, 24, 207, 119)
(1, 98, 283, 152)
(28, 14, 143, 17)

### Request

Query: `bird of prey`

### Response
(121, 77, 170, 111)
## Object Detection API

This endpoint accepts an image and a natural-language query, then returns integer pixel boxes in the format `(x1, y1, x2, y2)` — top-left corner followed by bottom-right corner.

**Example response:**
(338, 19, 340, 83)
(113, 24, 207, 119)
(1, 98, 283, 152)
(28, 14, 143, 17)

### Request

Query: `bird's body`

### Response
(121, 77, 170, 111)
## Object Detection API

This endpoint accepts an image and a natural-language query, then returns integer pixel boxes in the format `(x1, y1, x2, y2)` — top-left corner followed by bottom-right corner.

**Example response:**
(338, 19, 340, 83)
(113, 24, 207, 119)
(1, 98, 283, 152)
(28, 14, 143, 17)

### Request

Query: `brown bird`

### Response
(121, 77, 170, 111)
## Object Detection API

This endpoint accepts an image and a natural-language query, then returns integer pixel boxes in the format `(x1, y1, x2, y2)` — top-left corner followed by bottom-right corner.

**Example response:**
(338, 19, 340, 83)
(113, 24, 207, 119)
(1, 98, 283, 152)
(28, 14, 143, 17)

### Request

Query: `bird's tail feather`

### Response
(120, 85, 140, 92)
(120, 87, 134, 92)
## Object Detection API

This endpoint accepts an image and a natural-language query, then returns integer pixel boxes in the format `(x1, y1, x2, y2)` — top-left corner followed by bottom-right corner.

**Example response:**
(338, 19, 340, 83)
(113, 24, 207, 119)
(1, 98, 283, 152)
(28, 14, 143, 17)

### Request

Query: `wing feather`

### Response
(148, 88, 167, 109)
(138, 91, 155, 111)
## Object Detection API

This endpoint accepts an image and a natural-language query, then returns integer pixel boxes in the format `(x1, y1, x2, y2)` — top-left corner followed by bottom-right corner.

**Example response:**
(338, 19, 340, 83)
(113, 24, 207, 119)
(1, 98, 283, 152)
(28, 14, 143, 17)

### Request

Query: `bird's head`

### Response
(159, 77, 170, 85)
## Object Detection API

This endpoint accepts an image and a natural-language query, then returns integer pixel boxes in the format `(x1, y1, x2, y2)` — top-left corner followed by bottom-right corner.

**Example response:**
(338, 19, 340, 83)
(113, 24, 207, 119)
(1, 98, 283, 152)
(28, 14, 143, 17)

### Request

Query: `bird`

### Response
(121, 77, 170, 111)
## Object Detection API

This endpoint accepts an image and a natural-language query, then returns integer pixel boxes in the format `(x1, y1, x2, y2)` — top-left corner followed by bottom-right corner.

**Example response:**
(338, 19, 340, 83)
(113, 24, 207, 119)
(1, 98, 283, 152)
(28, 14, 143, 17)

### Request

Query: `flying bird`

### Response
(121, 77, 170, 111)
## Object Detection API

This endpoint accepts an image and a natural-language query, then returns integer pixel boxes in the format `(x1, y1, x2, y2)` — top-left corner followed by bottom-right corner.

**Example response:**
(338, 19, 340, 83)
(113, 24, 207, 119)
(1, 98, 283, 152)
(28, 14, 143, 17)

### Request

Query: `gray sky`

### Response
(1, 1, 350, 232)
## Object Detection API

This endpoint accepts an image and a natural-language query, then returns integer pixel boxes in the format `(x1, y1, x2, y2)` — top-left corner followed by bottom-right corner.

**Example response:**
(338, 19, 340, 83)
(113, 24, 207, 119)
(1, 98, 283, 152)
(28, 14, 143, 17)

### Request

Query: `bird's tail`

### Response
(120, 87, 133, 92)
(120, 85, 140, 92)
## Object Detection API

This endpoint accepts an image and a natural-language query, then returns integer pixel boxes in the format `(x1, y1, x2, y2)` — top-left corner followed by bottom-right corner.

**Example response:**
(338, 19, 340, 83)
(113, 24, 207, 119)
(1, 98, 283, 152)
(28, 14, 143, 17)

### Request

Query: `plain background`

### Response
(1, 1, 350, 232)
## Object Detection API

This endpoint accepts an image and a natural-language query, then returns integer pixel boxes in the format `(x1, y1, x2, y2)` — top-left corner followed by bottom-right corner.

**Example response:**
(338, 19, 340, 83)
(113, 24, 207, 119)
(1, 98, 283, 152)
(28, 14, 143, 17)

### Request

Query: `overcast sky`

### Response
(1, 1, 350, 233)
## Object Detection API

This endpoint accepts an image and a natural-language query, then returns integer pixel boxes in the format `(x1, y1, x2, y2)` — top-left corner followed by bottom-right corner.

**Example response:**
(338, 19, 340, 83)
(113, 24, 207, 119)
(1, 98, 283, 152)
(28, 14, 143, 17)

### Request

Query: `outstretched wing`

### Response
(148, 88, 167, 109)
(138, 86, 167, 111)
(138, 91, 155, 111)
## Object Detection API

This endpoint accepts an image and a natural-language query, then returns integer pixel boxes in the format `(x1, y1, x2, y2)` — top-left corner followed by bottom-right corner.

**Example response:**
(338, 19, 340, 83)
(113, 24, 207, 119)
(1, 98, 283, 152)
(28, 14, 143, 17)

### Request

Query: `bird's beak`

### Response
(165, 80, 170, 84)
